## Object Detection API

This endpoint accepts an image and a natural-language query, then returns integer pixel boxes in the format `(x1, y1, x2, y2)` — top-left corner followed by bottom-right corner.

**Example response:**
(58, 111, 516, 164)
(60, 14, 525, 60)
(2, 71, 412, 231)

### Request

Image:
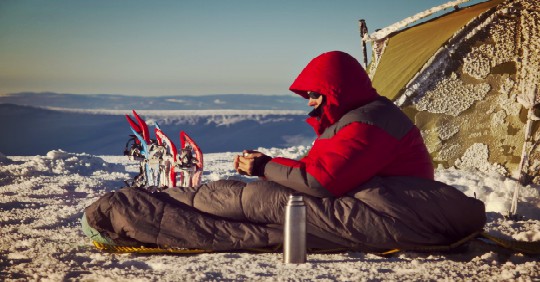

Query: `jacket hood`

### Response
(289, 51, 379, 135)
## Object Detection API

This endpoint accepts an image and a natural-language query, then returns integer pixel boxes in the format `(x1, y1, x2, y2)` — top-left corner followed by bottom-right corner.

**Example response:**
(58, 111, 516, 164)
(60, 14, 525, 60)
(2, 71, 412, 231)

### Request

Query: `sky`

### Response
(0, 0, 486, 97)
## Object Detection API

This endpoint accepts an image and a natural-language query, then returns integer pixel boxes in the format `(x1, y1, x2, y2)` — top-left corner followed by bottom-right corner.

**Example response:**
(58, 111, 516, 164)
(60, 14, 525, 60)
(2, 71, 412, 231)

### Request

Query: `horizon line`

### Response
(0, 91, 295, 97)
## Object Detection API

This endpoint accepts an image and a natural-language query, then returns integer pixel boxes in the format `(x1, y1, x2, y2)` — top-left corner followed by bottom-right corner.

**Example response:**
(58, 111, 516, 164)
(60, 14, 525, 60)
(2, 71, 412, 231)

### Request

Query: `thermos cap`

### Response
(289, 195, 303, 201)
(288, 195, 305, 206)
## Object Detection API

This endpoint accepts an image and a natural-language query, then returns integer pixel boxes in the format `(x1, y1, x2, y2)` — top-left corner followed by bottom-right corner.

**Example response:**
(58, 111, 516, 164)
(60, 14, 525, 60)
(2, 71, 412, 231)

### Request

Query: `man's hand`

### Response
(233, 150, 268, 176)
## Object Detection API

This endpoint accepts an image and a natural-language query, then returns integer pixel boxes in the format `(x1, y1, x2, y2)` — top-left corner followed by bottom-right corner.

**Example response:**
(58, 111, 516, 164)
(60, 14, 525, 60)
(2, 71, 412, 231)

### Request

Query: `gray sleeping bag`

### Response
(83, 176, 486, 252)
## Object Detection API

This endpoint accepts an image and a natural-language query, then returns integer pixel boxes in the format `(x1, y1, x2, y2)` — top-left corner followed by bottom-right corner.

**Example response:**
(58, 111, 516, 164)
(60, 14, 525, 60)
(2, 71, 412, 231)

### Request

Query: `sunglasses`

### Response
(307, 91, 322, 99)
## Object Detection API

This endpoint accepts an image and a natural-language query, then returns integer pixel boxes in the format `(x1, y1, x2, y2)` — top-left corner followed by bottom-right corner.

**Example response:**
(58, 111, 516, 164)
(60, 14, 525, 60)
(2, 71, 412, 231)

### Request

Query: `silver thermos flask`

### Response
(283, 195, 307, 264)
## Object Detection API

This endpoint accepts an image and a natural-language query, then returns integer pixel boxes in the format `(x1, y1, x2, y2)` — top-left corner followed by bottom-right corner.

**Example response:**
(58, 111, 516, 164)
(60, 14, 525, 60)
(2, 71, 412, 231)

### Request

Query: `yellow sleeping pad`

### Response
(93, 241, 209, 254)
(93, 232, 540, 255)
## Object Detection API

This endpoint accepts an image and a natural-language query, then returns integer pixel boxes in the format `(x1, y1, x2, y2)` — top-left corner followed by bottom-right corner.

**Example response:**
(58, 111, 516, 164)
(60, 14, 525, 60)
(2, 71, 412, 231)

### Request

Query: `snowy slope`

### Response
(1, 148, 539, 281)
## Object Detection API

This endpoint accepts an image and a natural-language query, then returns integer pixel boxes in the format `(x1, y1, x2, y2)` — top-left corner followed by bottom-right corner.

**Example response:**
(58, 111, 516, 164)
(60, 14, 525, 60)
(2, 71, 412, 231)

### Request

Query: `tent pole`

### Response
(359, 19, 369, 68)
(512, 97, 539, 217)
(517, 109, 534, 185)
(510, 109, 533, 217)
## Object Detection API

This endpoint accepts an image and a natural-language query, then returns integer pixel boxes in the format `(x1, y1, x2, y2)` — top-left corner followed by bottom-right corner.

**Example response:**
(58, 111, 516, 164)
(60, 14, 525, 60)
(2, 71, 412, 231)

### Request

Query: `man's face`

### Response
(307, 91, 324, 109)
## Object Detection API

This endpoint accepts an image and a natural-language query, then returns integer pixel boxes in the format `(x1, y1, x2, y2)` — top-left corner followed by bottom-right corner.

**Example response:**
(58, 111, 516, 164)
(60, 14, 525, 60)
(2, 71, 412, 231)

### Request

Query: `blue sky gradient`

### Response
(0, 0, 485, 96)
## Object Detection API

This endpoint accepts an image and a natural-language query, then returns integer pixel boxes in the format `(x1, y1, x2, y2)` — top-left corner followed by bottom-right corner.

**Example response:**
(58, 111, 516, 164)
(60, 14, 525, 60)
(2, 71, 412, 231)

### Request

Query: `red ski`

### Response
(178, 131, 203, 187)
(155, 124, 178, 187)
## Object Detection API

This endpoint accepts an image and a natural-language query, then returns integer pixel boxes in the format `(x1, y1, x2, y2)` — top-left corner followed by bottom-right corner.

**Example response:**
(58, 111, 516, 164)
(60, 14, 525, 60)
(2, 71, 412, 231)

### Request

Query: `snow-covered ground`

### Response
(1, 148, 539, 281)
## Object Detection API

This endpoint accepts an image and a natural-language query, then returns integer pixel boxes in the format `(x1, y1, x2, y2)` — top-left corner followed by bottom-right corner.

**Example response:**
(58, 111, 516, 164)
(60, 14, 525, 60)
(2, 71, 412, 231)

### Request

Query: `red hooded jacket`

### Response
(263, 51, 434, 197)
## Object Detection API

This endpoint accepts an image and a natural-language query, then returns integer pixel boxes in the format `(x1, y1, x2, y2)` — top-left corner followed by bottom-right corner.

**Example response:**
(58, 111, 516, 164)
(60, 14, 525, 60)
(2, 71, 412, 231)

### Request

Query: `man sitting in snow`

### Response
(234, 51, 434, 197)
(82, 51, 485, 252)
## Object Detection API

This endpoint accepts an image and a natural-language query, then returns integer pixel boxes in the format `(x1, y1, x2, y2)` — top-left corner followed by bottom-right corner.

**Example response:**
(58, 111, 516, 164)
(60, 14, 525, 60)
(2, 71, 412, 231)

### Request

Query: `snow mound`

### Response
(257, 145, 311, 160)
(512, 223, 540, 242)
(435, 165, 540, 218)
(7, 150, 126, 177)
(454, 143, 507, 175)
(0, 151, 12, 164)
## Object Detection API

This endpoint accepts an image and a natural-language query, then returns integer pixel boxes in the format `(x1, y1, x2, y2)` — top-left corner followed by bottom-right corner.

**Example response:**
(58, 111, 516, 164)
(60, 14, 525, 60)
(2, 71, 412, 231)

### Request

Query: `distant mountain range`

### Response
(0, 103, 314, 156)
(0, 92, 315, 155)
(0, 92, 308, 111)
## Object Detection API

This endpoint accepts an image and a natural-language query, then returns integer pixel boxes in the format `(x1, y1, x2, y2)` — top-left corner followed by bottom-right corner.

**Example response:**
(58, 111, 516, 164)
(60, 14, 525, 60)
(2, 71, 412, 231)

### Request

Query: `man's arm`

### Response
(264, 122, 400, 197)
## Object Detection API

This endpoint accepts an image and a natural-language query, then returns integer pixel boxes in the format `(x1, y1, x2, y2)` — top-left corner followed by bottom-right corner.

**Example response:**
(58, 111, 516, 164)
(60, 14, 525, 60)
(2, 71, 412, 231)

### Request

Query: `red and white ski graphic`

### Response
(155, 124, 178, 187)
(179, 131, 203, 187)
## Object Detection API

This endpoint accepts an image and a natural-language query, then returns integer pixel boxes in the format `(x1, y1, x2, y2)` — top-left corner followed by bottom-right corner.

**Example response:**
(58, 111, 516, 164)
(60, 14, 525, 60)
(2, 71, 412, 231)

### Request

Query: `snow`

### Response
(396, 1, 500, 107)
(490, 17, 516, 67)
(2, 0, 540, 279)
(0, 152, 12, 165)
(497, 77, 521, 116)
(463, 44, 495, 79)
(434, 143, 461, 162)
(463, 14, 517, 80)
(367, 0, 485, 78)
(517, 8, 540, 108)
(365, 0, 472, 41)
(415, 72, 491, 116)
(389, 0, 540, 194)
(1, 148, 539, 281)
(398, 0, 538, 110)
(454, 143, 507, 175)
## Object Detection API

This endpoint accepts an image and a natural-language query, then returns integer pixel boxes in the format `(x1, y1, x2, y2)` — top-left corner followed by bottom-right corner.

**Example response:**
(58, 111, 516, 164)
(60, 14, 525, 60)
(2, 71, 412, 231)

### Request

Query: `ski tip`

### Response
(125, 115, 141, 132)
(130, 110, 150, 143)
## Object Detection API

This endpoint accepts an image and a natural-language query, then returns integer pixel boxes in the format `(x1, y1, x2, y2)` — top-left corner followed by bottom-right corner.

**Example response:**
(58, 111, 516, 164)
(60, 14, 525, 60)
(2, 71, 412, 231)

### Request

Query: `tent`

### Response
(362, 0, 540, 189)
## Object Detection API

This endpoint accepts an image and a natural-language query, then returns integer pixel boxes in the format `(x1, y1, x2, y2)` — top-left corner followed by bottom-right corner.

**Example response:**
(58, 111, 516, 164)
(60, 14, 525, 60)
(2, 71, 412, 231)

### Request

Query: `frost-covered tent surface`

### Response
(365, 0, 540, 184)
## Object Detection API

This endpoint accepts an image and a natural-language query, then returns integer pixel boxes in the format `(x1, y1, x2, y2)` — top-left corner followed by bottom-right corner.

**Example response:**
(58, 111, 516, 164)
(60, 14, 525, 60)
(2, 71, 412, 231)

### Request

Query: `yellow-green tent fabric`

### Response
(371, 0, 505, 101)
